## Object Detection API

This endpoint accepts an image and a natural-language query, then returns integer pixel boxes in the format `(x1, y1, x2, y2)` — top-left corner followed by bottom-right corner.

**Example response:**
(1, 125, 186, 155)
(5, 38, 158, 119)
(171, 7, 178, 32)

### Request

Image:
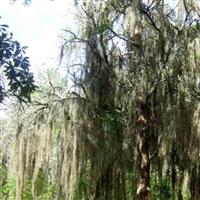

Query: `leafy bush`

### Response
(0, 176, 16, 200)
(35, 168, 55, 200)
(151, 176, 172, 200)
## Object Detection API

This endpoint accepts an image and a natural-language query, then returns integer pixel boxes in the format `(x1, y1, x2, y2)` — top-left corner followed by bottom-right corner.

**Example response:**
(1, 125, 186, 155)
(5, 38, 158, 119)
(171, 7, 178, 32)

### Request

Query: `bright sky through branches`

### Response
(0, 0, 76, 73)
(0, 0, 77, 118)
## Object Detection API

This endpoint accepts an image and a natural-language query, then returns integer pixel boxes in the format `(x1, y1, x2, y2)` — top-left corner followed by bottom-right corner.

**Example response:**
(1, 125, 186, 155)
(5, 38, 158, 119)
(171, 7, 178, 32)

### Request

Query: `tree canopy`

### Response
(0, 22, 36, 103)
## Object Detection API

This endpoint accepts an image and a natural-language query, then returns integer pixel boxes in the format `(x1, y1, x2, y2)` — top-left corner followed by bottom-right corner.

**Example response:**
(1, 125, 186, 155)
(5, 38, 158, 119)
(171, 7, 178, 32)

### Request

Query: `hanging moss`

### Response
(1, 1, 200, 200)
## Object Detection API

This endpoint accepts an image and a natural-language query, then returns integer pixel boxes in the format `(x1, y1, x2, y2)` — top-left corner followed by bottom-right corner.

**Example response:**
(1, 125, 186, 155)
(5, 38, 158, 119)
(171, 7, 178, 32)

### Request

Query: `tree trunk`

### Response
(136, 103, 150, 200)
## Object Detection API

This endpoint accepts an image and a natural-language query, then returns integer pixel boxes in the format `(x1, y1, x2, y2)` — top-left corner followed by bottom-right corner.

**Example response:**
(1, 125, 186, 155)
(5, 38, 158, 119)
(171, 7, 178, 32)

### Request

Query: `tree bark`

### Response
(136, 103, 150, 200)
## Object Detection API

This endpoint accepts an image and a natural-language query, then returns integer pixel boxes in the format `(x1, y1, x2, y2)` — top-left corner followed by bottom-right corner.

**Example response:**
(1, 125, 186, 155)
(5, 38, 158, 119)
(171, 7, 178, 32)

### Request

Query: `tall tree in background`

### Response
(74, 0, 200, 199)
